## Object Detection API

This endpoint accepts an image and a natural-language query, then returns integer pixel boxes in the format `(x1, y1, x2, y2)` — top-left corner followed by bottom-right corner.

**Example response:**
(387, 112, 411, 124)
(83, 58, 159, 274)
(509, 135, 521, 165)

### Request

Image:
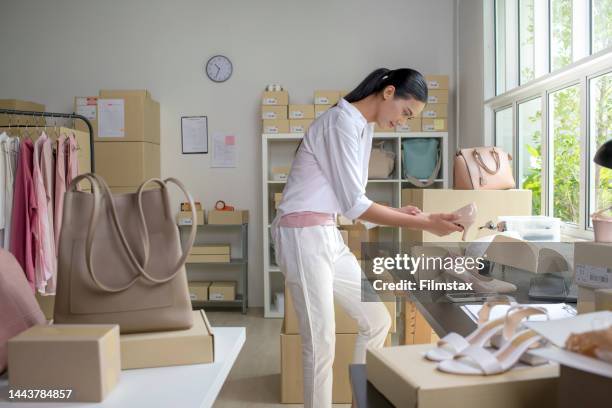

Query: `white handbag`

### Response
(368, 142, 395, 179)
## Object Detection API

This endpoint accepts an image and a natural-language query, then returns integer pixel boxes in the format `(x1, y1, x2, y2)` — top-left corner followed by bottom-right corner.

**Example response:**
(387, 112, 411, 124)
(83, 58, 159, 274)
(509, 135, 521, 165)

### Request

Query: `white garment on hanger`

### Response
(1, 134, 19, 250)
(0, 132, 8, 230)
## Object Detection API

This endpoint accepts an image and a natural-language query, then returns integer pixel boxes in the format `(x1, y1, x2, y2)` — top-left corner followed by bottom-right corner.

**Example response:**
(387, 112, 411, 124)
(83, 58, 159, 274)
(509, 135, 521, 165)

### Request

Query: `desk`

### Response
(0, 327, 245, 408)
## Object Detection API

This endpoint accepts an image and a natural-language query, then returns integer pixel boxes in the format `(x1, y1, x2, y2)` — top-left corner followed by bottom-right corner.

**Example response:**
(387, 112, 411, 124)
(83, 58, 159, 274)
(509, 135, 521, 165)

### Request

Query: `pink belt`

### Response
(279, 211, 336, 228)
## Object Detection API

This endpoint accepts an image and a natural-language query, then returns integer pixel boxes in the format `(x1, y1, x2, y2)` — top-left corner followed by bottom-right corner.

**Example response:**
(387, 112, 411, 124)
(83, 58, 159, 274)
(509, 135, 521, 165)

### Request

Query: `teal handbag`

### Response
(402, 138, 441, 187)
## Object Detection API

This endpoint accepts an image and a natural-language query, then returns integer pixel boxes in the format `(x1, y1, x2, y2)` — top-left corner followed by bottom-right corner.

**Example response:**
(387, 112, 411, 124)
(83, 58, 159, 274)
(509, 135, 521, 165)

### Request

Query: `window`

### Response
(495, 107, 514, 157)
(589, 72, 612, 221)
(549, 85, 581, 224)
(518, 98, 543, 214)
(520, 0, 536, 83)
(550, 0, 574, 71)
(592, 0, 612, 53)
(496, 0, 509, 94)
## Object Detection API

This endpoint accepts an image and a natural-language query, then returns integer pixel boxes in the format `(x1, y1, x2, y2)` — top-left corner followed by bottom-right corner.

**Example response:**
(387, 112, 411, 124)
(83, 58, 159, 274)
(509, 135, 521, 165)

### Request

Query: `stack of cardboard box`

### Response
(281, 287, 396, 403)
(422, 75, 449, 132)
(262, 90, 289, 134)
(187, 244, 231, 263)
(0, 99, 46, 126)
(74, 90, 160, 192)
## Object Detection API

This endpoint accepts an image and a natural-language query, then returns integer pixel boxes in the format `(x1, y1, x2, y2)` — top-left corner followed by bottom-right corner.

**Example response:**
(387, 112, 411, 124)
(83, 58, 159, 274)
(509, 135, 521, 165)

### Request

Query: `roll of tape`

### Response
(215, 200, 226, 210)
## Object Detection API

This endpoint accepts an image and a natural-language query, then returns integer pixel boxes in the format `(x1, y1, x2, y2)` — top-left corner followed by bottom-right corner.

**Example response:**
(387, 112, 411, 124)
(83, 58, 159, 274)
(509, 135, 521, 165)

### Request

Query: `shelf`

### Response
(368, 179, 400, 183)
(187, 258, 246, 265)
(268, 180, 287, 184)
(178, 223, 248, 228)
(268, 265, 281, 272)
(401, 179, 444, 183)
(264, 132, 448, 140)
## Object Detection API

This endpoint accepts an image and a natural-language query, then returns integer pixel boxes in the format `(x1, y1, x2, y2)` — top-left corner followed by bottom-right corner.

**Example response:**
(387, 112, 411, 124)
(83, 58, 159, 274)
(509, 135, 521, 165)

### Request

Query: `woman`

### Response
(271, 68, 461, 407)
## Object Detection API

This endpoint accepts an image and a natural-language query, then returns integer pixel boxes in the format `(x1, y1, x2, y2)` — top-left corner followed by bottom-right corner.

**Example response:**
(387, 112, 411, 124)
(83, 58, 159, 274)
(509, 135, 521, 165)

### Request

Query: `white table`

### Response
(0, 327, 245, 408)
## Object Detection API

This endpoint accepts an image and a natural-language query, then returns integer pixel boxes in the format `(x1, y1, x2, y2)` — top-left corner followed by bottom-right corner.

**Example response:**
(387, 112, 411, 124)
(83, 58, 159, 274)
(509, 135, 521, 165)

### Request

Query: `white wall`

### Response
(0, 0, 457, 307)
(457, 0, 486, 148)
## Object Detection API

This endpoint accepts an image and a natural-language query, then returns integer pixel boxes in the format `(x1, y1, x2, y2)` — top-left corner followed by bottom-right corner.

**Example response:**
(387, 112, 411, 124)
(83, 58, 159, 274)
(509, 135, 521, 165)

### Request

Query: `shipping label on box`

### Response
(263, 119, 289, 134)
(289, 119, 313, 133)
(75, 97, 98, 120)
(421, 104, 447, 118)
(288, 104, 315, 119)
(262, 105, 288, 120)
(425, 75, 449, 90)
(427, 89, 449, 104)
(97, 99, 125, 138)
(262, 91, 289, 105)
(314, 90, 340, 105)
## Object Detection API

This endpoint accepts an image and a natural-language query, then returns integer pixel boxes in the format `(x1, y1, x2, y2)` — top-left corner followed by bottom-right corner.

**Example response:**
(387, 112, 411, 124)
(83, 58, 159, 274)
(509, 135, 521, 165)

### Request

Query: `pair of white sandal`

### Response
(425, 296, 549, 375)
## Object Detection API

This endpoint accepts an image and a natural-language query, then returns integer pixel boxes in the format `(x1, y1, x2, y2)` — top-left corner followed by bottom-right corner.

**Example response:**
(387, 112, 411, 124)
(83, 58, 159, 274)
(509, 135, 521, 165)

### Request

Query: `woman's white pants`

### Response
(273, 224, 391, 408)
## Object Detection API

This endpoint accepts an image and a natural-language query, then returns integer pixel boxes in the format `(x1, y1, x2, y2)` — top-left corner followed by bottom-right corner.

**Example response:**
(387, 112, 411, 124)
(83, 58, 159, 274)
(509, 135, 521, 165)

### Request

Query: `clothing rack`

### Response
(0, 108, 95, 171)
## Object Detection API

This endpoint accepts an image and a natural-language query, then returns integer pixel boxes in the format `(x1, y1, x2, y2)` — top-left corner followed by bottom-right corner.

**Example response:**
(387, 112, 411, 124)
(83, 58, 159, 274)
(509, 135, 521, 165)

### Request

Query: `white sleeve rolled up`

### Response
(314, 125, 373, 220)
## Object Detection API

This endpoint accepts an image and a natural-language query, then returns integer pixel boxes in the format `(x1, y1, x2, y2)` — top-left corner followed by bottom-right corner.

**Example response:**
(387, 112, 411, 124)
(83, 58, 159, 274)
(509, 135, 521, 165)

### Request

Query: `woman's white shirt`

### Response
(277, 98, 373, 220)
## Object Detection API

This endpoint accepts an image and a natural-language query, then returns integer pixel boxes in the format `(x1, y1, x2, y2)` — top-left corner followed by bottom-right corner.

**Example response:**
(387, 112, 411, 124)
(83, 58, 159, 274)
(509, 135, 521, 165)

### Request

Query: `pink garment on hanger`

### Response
(9, 138, 36, 291)
(66, 134, 78, 186)
(32, 133, 56, 294)
(53, 135, 66, 252)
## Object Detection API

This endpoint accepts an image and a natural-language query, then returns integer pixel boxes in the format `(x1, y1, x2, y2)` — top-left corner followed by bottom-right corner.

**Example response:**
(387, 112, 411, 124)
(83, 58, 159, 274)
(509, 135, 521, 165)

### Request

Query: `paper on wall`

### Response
(181, 116, 208, 153)
(75, 97, 97, 120)
(98, 99, 125, 138)
(211, 132, 236, 168)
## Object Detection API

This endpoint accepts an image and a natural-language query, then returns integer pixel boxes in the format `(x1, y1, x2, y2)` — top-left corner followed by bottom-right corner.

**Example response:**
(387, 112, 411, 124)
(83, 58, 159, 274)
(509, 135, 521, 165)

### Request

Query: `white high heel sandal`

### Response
(437, 329, 545, 375)
(424, 296, 516, 362)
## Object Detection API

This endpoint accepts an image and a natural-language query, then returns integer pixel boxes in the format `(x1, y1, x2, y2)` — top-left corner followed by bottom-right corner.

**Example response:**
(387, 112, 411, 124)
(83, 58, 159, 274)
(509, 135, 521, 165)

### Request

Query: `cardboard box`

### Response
(186, 254, 230, 263)
(339, 229, 349, 246)
(374, 122, 395, 132)
(94, 141, 160, 187)
(396, 118, 422, 132)
(97, 90, 160, 144)
(366, 344, 559, 408)
(314, 90, 340, 105)
(289, 119, 314, 133)
(8, 324, 120, 402)
(271, 166, 291, 181)
(281, 332, 356, 404)
(274, 192, 283, 209)
(191, 244, 230, 255)
(177, 210, 205, 226)
(341, 223, 380, 259)
(577, 286, 596, 314)
(0, 99, 46, 126)
(189, 281, 211, 301)
(120, 310, 214, 369)
(35, 293, 55, 321)
(261, 105, 287, 120)
(573, 242, 612, 290)
(284, 286, 396, 334)
(401, 189, 532, 242)
(207, 210, 249, 225)
(425, 75, 449, 90)
(74, 96, 98, 139)
(262, 90, 289, 106)
(421, 104, 447, 118)
(288, 104, 315, 119)
(315, 104, 332, 118)
(262, 119, 289, 134)
(421, 118, 448, 132)
(209, 281, 236, 301)
(427, 89, 449, 104)
(595, 288, 612, 311)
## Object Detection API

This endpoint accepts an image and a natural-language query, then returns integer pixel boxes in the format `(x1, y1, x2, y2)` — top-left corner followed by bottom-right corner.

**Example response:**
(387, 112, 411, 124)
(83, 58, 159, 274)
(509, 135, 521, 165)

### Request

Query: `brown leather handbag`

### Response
(453, 147, 516, 190)
(0, 250, 46, 373)
(53, 173, 196, 333)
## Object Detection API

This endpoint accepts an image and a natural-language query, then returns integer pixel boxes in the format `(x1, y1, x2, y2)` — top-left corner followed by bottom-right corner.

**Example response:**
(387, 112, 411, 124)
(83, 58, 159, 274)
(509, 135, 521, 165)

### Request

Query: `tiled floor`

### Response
(208, 308, 351, 408)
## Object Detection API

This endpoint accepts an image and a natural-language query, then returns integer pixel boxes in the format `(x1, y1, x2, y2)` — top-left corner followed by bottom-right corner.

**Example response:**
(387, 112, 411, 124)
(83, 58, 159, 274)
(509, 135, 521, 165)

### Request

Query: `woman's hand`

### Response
(395, 205, 421, 216)
(420, 212, 463, 237)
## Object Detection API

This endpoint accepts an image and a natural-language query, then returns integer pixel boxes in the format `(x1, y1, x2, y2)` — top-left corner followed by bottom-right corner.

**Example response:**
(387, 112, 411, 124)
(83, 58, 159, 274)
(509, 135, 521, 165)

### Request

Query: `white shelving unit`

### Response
(262, 132, 449, 318)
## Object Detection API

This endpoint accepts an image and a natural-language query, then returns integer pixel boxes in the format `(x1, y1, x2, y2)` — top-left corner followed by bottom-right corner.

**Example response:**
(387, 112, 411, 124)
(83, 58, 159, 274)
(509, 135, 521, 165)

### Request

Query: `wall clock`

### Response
(205, 55, 233, 83)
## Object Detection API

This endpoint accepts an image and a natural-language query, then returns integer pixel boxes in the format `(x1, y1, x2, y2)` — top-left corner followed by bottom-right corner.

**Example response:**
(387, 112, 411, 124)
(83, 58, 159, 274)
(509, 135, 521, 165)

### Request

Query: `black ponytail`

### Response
(343, 68, 428, 103)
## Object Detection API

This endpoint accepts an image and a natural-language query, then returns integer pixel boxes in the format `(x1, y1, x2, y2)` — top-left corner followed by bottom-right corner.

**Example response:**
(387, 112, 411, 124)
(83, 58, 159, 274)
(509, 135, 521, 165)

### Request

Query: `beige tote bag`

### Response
(53, 173, 196, 333)
(368, 142, 396, 179)
(454, 147, 516, 190)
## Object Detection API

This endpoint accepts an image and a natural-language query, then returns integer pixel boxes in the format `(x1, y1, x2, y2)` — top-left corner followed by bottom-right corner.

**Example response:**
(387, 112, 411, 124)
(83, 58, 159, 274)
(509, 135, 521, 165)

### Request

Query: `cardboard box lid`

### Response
(11, 324, 118, 342)
(210, 281, 236, 288)
(122, 310, 214, 346)
(368, 344, 559, 391)
(99, 89, 152, 99)
(189, 281, 212, 287)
